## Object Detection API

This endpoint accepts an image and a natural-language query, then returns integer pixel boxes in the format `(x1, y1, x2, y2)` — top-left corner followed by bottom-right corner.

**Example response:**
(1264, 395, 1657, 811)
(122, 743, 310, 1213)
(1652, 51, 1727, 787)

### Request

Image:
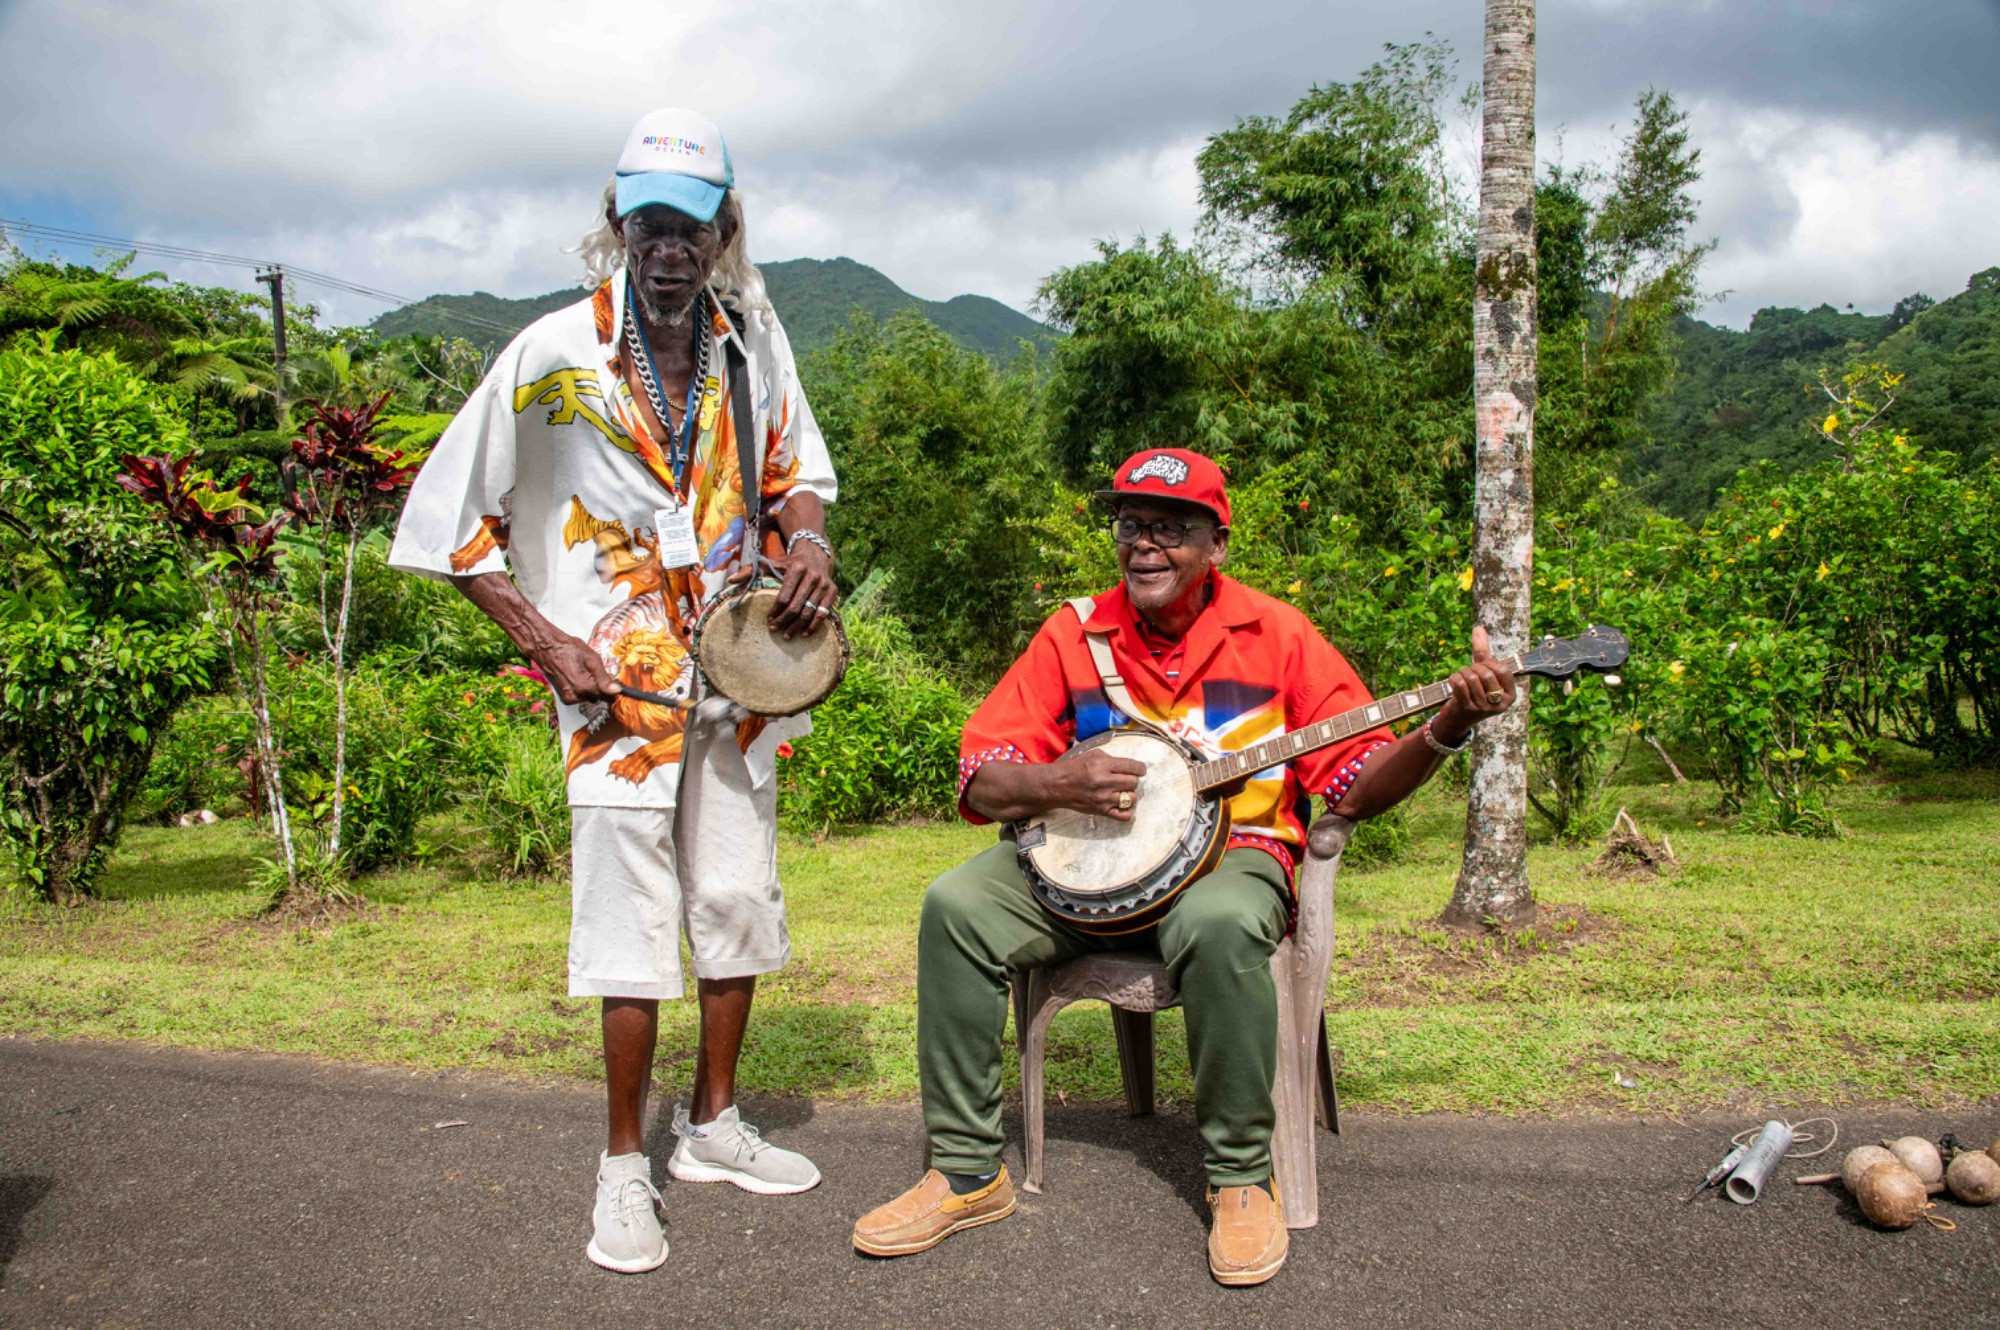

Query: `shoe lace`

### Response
(614, 1174, 662, 1229)
(730, 1120, 769, 1162)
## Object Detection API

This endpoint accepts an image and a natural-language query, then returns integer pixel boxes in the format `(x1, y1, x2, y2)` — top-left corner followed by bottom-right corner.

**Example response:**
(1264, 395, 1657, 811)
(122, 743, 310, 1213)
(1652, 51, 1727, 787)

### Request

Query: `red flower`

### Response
(776, 742, 795, 759)
(1298, 499, 1310, 510)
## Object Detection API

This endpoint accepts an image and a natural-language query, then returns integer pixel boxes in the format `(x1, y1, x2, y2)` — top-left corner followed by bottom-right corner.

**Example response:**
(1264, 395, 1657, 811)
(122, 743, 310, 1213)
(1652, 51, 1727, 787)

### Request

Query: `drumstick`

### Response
(613, 685, 690, 709)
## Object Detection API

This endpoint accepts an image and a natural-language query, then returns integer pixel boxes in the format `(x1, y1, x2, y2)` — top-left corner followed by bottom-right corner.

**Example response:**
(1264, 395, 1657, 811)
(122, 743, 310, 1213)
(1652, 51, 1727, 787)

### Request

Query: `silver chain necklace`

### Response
(624, 285, 711, 485)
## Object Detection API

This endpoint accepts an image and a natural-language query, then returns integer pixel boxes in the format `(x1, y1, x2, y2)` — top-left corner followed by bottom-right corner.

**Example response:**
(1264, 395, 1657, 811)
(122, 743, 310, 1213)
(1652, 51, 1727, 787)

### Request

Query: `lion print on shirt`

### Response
(559, 496, 703, 784)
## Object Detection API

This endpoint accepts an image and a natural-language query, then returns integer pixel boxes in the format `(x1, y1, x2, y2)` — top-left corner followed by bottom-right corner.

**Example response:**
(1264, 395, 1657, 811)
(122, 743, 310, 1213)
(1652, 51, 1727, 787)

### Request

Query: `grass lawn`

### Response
(4, 750, 1996, 1114)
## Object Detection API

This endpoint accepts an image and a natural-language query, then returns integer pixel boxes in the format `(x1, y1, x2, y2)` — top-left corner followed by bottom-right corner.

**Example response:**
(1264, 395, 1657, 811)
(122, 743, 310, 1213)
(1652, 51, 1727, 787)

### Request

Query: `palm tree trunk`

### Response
(1445, 0, 1538, 929)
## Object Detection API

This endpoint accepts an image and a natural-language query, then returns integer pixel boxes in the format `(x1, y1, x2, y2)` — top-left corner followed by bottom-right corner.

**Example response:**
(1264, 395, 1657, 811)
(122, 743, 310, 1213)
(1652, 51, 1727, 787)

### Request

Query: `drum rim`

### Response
(690, 578, 850, 718)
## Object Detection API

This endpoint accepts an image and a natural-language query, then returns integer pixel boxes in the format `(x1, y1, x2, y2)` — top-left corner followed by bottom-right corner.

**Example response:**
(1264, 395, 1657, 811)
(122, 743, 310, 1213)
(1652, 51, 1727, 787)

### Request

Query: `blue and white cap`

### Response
(614, 108, 734, 222)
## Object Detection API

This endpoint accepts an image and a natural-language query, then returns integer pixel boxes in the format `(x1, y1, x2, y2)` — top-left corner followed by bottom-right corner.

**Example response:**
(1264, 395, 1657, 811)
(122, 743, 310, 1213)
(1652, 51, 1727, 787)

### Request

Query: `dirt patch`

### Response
(1340, 902, 1611, 1006)
(484, 1031, 578, 1059)
(1591, 807, 1680, 880)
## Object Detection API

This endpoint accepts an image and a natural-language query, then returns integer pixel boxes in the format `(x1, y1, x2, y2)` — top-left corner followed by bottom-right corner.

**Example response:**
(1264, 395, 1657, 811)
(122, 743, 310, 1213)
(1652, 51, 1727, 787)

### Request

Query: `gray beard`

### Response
(634, 283, 700, 330)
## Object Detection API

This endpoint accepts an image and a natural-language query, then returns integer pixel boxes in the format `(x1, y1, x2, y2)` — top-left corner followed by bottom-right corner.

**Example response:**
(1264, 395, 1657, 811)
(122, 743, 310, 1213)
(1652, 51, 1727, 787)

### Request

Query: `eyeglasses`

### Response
(1112, 517, 1217, 549)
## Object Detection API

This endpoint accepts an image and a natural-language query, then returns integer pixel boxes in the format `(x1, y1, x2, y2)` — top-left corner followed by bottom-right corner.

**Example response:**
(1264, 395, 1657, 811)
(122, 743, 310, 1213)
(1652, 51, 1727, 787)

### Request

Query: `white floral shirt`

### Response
(389, 268, 837, 808)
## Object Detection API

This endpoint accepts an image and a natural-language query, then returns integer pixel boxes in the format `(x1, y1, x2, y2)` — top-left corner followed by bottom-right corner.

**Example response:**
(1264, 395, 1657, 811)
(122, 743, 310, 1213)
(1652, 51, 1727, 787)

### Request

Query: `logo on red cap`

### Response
(1128, 454, 1190, 486)
(1102, 448, 1230, 526)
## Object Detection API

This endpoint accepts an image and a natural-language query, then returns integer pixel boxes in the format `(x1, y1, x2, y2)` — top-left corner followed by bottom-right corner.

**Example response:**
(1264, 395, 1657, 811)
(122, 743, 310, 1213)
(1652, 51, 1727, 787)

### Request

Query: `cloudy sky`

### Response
(2, 0, 1994, 329)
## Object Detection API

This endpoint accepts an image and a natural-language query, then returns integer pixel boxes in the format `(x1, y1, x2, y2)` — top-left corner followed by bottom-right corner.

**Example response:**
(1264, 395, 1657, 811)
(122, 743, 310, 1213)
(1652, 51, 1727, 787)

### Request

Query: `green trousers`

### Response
(917, 839, 1289, 1186)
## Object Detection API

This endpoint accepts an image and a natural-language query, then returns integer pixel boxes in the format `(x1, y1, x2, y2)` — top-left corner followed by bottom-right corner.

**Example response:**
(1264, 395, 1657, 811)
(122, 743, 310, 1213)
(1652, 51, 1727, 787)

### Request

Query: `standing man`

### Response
(851, 448, 1516, 1285)
(391, 108, 839, 1274)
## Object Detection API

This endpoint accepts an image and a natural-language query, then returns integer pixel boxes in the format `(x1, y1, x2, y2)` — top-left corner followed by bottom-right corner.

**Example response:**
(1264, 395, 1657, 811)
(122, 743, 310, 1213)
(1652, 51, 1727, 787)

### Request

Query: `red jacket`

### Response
(958, 573, 1392, 883)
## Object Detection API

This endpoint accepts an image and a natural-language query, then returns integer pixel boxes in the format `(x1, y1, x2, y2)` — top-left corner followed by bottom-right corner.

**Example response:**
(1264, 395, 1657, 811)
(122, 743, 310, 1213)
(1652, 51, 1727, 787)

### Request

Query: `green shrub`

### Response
(479, 723, 570, 877)
(275, 537, 515, 673)
(779, 610, 972, 831)
(139, 693, 252, 820)
(0, 338, 221, 901)
(1342, 806, 1411, 871)
(144, 654, 524, 873)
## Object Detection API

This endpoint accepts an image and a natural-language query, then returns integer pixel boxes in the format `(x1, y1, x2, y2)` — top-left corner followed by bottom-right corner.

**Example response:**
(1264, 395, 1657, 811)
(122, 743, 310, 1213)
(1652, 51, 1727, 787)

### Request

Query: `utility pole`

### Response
(255, 265, 287, 419)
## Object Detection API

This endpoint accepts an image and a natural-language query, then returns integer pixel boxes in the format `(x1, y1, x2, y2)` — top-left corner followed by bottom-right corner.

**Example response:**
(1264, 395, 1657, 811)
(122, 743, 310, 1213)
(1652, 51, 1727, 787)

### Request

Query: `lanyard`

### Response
(624, 279, 707, 493)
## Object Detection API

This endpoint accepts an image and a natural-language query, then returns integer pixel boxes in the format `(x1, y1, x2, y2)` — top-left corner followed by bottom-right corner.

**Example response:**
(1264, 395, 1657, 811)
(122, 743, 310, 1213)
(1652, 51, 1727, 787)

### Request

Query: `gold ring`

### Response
(1485, 690, 1505, 704)
(1117, 791, 1133, 811)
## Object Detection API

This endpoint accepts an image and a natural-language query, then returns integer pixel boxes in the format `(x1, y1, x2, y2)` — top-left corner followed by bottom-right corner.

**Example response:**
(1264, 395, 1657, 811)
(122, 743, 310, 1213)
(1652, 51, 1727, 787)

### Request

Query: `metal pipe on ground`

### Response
(1726, 1121, 1795, 1204)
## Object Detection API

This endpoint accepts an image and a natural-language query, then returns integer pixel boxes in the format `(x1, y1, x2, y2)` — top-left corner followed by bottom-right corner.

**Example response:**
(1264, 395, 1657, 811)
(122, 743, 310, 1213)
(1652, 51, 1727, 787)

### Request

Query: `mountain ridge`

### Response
(370, 256, 1054, 362)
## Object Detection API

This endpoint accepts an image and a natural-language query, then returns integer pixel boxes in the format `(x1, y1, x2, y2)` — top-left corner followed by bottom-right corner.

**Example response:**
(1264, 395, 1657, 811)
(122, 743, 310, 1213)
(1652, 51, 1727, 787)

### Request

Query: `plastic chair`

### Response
(1012, 814, 1351, 1229)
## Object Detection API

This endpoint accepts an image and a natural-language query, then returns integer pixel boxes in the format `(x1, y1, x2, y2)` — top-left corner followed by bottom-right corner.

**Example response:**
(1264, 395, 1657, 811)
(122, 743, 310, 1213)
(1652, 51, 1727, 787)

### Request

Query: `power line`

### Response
(0, 217, 521, 335)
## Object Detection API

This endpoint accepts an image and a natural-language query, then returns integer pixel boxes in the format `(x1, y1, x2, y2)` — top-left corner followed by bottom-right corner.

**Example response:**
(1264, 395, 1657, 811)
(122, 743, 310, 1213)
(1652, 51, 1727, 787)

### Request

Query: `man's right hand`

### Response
(533, 634, 621, 706)
(1050, 748, 1149, 822)
(451, 571, 622, 708)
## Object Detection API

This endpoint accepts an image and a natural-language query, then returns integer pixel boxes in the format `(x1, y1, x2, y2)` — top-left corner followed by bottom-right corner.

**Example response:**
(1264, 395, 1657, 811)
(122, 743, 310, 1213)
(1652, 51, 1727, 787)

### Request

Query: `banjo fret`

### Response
(1189, 660, 1523, 794)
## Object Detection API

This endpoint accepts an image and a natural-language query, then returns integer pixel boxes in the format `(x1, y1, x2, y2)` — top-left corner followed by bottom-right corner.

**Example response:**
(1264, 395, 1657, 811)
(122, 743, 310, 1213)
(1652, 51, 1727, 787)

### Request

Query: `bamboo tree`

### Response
(1446, 0, 1538, 928)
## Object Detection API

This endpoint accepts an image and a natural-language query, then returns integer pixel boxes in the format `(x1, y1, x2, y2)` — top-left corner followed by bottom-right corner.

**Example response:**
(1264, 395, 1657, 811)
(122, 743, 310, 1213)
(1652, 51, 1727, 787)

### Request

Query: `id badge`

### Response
(652, 502, 701, 570)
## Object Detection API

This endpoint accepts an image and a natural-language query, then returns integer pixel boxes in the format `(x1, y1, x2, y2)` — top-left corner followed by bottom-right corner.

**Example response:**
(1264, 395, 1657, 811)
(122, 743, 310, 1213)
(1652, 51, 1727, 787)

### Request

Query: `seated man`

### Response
(851, 448, 1517, 1286)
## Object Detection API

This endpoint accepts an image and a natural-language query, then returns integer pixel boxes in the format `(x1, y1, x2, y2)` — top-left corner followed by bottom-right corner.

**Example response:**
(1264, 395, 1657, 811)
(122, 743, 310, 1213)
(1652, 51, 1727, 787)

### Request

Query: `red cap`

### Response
(1095, 448, 1231, 526)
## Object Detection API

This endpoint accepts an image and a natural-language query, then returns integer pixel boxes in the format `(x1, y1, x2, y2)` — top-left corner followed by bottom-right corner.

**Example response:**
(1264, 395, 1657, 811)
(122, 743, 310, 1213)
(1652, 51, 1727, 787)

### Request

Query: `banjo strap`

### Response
(1066, 597, 1176, 745)
(723, 306, 761, 555)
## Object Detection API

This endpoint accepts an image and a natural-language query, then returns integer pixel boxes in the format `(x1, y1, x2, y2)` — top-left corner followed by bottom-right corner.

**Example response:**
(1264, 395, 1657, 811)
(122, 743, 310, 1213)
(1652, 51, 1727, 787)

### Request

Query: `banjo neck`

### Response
(1187, 652, 1525, 795)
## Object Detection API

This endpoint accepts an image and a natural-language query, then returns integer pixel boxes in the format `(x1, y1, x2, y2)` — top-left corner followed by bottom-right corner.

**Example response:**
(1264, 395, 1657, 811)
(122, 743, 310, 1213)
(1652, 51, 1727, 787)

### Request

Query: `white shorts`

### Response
(567, 718, 791, 1000)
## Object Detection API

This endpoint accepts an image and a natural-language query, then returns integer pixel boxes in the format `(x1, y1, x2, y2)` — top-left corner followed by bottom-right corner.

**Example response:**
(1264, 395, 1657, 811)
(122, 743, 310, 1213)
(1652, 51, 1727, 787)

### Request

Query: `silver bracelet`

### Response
(1421, 719, 1471, 756)
(786, 528, 834, 562)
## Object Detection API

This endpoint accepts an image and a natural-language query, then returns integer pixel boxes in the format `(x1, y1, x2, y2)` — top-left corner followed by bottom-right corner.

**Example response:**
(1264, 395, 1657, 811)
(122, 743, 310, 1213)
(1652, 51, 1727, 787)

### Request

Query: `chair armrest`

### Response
(1291, 813, 1352, 975)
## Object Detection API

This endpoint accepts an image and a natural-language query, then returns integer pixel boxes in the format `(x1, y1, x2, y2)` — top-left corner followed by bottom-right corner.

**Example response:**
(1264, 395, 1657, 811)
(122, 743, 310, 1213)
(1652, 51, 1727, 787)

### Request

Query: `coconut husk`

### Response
(1857, 1162, 1929, 1230)
(1593, 807, 1679, 879)
(1842, 1145, 1899, 1194)
(1946, 1150, 2000, 1205)
(1884, 1136, 1945, 1187)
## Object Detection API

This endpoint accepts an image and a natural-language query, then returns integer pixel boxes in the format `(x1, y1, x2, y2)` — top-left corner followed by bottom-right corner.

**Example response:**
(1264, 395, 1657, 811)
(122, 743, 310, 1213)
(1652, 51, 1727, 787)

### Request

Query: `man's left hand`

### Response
(1435, 625, 1517, 745)
(763, 538, 837, 638)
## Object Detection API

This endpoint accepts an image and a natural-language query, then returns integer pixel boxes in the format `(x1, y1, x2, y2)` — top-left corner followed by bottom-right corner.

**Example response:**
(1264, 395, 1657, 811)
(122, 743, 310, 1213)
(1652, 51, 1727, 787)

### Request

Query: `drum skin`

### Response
(692, 582, 849, 717)
(1017, 730, 1231, 935)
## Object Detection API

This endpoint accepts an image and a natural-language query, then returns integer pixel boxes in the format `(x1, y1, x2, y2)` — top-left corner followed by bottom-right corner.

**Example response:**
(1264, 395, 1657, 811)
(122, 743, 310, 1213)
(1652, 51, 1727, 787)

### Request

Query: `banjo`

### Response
(1016, 624, 1631, 935)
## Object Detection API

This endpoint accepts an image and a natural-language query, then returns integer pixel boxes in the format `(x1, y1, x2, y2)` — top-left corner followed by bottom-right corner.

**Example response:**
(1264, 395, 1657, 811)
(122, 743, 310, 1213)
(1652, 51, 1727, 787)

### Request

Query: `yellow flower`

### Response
(1552, 577, 1573, 592)
(1768, 522, 1785, 540)
(1668, 661, 1686, 679)
(1457, 567, 1474, 592)
(1816, 560, 1831, 581)
(1286, 579, 1303, 595)
(1383, 565, 1398, 579)
(1822, 412, 1840, 435)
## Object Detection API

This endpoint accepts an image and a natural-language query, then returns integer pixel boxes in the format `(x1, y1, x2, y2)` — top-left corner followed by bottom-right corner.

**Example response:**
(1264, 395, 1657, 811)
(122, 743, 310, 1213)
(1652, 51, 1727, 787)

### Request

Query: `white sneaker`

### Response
(586, 1151, 667, 1273)
(667, 1104, 822, 1195)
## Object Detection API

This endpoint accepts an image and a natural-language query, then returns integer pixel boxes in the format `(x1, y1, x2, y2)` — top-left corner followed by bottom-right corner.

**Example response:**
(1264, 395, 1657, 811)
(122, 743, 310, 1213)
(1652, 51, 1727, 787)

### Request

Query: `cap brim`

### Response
(615, 173, 726, 223)
(1093, 489, 1225, 523)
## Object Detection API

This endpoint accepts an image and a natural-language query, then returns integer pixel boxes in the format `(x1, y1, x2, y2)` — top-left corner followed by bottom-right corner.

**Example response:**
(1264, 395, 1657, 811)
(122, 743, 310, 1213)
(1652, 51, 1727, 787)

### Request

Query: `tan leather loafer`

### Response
(1207, 1180, 1288, 1286)
(852, 1167, 1017, 1257)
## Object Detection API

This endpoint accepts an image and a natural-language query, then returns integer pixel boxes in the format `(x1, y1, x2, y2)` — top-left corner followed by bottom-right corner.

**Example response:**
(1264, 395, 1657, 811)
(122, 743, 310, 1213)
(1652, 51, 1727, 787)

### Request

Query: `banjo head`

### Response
(693, 582, 850, 717)
(1022, 731, 1198, 896)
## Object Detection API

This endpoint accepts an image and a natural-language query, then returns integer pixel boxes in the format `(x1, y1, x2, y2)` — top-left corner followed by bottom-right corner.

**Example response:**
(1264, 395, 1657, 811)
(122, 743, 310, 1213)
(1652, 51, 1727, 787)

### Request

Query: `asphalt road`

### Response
(2, 1037, 1995, 1330)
